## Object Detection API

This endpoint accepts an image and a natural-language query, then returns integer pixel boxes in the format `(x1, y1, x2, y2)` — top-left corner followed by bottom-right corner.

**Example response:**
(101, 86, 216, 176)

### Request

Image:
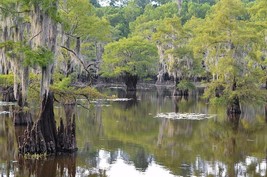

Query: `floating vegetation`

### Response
(155, 112, 216, 120)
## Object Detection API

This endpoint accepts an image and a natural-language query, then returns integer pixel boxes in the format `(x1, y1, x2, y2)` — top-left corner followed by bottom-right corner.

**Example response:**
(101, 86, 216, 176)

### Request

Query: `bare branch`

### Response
(28, 30, 42, 44)
(60, 45, 94, 84)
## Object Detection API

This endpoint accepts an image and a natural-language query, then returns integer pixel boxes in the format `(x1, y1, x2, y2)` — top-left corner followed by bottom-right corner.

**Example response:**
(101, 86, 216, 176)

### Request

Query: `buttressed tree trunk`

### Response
(18, 0, 77, 155)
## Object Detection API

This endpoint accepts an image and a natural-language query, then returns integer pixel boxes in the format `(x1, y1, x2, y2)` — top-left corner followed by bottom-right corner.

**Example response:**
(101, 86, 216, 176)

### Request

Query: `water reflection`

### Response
(16, 154, 76, 177)
(0, 87, 267, 176)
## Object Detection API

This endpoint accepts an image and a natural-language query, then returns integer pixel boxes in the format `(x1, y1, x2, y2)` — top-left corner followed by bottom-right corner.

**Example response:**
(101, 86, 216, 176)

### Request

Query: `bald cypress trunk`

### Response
(124, 73, 138, 91)
(227, 78, 241, 115)
(17, 0, 77, 155)
(18, 92, 77, 155)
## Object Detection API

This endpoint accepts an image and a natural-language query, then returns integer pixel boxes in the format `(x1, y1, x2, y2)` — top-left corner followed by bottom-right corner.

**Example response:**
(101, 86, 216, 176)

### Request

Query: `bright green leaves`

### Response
(176, 79, 196, 91)
(101, 36, 158, 78)
(0, 41, 53, 68)
(24, 46, 53, 68)
(249, 0, 267, 21)
(0, 74, 14, 86)
(153, 16, 196, 79)
(51, 73, 105, 103)
(191, 0, 266, 104)
(59, 0, 111, 41)
(130, 2, 178, 35)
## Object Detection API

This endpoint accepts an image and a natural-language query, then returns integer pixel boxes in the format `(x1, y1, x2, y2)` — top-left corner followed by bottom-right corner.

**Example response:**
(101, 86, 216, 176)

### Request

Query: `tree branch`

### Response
(28, 30, 42, 44)
(60, 45, 94, 84)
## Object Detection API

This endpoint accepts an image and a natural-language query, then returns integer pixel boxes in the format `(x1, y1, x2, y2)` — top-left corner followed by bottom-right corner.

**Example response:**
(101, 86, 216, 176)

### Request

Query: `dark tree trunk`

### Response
(12, 86, 33, 126)
(227, 78, 241, 115)
(1, 86, 16, 102)
(227, 97, 241, 115)
(124, 91, 138, 109)
(173, 88, 182, 96)
(227, 113, 240, 132)
(18, 92, 77, 155)
(13, 110, 33, 126)
(172, 80, 189, 97)
(39, 92, 58, 152)
(57, 103, 77, 153)
(124, 74, 138, 91)
(173, 96, 182, 113)
(173, 89, 189, 97)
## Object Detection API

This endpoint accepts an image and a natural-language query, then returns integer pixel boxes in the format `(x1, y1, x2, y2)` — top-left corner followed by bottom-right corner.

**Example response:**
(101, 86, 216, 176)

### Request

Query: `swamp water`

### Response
(0, 87, 267, 177)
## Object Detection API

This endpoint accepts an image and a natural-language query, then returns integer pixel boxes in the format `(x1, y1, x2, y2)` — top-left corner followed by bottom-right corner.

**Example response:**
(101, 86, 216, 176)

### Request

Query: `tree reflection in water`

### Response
(1, 88, 267, 177)
(17, 154, 76, 177)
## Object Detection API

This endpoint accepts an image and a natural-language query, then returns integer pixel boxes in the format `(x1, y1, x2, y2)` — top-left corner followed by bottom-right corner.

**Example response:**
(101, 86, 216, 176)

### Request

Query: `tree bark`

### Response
(1, 86, 16, 102)
(21, 66, 29, 107)
(124, 73, 138, 91)
(177, 0, 183, 15)
(13, 110, 32, 126)
(18, 91, 77, 155)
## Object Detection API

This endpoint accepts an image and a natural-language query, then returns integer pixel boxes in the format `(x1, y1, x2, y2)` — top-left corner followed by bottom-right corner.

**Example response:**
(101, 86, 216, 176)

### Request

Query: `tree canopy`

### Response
(0, 0, 266, 112)
(101, 36, 158, 78)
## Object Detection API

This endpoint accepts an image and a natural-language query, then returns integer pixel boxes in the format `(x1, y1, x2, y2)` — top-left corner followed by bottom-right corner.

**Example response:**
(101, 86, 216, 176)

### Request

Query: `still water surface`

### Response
(0, 87, 267, 177)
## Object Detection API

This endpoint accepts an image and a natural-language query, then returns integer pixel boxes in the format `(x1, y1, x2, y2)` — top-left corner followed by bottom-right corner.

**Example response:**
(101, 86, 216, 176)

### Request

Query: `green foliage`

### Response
(177, 80, 196, 91)
(0, 41, 53, 68)
(101, 36, 158, 78)
(24, 46, 54, 68)
(96, 2, 142, 39)
(22, 0, 60, 21)
(190, 0, 266, 105)
(179, 1, 212, 23)
(130, 2, 178, 33)
(51, 73, 106, 103)
(51, 84, 106, 103)
(53, 77, 72, 90)
(59, 0, 111, 41)
(0, 74, 14, 86)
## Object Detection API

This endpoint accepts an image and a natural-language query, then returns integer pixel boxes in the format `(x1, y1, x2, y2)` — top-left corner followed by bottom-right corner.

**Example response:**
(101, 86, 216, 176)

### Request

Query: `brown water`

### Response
(0, 87, 267, 177)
